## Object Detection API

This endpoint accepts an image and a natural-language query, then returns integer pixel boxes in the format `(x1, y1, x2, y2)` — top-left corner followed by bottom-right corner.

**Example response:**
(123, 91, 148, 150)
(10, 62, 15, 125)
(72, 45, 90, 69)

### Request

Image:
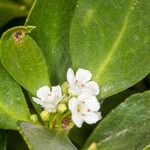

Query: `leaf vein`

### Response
(95, 2, 134, 79)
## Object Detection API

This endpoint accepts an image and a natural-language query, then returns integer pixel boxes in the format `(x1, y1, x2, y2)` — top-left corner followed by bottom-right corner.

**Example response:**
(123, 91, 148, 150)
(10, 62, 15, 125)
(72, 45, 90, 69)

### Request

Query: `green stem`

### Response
(49, 113, 55, 129)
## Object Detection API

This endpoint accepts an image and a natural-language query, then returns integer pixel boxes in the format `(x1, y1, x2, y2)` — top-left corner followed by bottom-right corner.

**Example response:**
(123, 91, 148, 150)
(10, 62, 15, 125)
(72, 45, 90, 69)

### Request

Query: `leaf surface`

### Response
(84, 91, 150, 150)
(70, 0, 150, 98)
(18, 122, 77, 150)
(0, 64, 30, 130)
(25, 0, 78, 84)
(0, 26, 50, 95)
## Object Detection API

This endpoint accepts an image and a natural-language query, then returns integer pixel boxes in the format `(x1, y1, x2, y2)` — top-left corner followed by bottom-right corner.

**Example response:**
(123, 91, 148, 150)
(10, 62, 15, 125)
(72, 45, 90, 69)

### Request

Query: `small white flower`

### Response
(69, 93, 102, 128)
(67, 68, 99, 96)
(32, 85, 62, 113)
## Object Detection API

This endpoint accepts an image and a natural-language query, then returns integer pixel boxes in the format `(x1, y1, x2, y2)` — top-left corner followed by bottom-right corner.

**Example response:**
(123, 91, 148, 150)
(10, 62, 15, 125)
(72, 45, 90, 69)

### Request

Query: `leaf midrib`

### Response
(0, 101, 22, 122)
(94, 1, 134, 79)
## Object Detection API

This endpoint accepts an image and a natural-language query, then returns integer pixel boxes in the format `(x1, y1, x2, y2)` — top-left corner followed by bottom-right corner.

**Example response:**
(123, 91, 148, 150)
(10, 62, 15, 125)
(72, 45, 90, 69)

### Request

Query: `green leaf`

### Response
(0, 64, 30, 130)
(101, 89, 137, 117)
(0, 26, 50, 95)
(18, 122, 77, 150)
(84, 91, 150, 150)
(70, 0, 150, 98)
(0, 2, 28, 27)
(25, 0, 78, 84)
(0, 130, 7, 150)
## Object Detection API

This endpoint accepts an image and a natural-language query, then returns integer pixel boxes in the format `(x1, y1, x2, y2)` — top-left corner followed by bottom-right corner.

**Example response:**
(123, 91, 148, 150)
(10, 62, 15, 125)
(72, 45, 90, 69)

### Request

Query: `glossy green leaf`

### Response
(101, 89, 137, 117)
(0, 130, 7, 150)
(0, 2, 28, 27)
(0, 26, 50, 95)
(25, 0, 78, 84)
(70, 0, 150, 98)
(84, 91, 150, 150)
(0, 64, 30, 130)
(18, 122, 77, 150)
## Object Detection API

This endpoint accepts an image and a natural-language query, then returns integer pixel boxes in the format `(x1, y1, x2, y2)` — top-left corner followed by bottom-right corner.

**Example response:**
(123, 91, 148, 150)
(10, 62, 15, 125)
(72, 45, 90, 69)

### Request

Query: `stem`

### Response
(49, 113, 55, 129)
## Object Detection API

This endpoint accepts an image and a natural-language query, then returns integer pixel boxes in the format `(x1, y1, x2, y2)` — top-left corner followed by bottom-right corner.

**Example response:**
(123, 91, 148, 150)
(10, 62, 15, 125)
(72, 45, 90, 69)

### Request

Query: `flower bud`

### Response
(57, 103, 67, 114)
(61, 81, 69, 94)
(30, 114, 38, 123)
(40, 111, 50, 122)
(87, 142, 97, 150)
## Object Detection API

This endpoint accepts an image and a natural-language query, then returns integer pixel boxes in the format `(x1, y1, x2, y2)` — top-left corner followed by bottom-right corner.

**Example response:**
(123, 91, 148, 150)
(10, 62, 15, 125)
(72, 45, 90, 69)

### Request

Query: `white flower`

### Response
(69, 93, 102, 128)
(67, 68, 99, 96)
(32, 85, 62, 113)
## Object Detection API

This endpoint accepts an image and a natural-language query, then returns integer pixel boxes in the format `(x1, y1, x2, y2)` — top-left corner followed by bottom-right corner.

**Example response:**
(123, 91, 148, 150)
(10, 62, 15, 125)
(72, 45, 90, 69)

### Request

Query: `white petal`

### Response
(83, 81, 100, 95)
(37, 86, 51, 99)
(86, 95, 100, 112)
(77, 93, 90, 102)
(68, 97, 78, 113)
(76, 68, 92, 83)
(69, 85, 82, 96)
(67, 68, 76, 84)
(55, 97, 62, 105)
(72, 113, 84, 128)
(78, 94, 100, 112)
(84, 112, 101, 124)
(44, 104, 56, 113)
(52, 85, 62, 99)
(32, 97, 44, 106)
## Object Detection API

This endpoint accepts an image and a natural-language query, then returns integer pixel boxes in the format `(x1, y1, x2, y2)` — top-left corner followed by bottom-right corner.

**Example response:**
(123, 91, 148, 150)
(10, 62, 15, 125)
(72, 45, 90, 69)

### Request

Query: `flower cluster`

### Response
(32, 68, 102, 128)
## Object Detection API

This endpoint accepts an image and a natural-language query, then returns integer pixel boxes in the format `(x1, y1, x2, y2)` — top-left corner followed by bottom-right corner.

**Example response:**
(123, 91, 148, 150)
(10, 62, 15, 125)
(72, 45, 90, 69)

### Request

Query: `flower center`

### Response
(77, 101, 90, 115)
(75, 80, 85, 89)
(47, 92, 52, 96)
(42, 92, 57, 104)
(77, 104, 81, 112)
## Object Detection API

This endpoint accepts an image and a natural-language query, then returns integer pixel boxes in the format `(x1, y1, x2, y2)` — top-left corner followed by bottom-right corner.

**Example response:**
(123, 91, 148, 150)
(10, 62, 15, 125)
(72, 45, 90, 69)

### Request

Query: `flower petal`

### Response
(68, 97, 78, 113)
(72, 113, 83, 128)
(83, 81, 100, 95)
(78, 94, 100, 112)
(67, 68, 76, 84)
(44, 104, 56, 113)
(76, 68, 92, 83)
(69, 84, 82, 96)
(37, 85, 51, 99)
(84, 112, 101, 124)
(52, 85, 62, 98)
(32, 97, 44, 106)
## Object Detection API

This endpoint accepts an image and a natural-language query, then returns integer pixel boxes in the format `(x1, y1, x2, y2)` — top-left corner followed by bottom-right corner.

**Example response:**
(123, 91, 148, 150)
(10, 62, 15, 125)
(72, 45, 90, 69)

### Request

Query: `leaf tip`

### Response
(25, 26, 37, 33)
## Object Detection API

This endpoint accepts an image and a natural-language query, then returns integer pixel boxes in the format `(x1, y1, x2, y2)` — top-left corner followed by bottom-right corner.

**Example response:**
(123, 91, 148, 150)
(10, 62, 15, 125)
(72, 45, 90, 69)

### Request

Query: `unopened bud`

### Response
(61, 81, 69, 94)
(40, 111, 50, 122)
(57, 103, 67, 114)
(88, 142, 97, 150)
(30, 114, 38, 123)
